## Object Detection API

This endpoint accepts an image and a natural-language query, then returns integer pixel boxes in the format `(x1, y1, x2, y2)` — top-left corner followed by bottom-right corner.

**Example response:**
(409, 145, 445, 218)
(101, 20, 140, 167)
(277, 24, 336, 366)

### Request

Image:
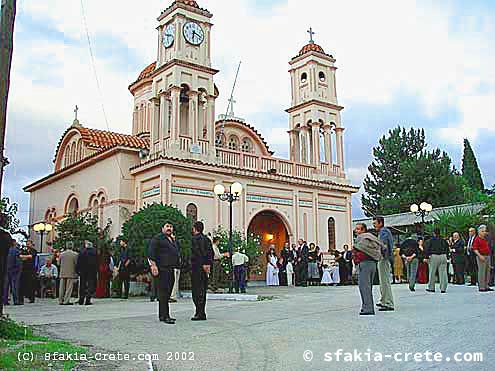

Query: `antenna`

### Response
(220, 61, 242, 133)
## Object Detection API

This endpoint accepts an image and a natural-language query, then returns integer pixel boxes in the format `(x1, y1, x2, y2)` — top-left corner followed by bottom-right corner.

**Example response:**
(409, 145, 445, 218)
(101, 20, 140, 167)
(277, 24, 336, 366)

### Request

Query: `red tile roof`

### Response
(78, 127, 149, 150)
(176, 0, 199, 8)
(298, 42, 326, 57)
(137, 62, 156, 81)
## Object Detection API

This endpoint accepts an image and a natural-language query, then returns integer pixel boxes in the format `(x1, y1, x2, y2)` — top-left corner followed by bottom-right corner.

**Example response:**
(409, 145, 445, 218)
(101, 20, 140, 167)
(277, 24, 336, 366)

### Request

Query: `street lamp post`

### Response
(410, 202, 433, 236)
(33, 222, 53, 253)
(214, 182, 243, 293)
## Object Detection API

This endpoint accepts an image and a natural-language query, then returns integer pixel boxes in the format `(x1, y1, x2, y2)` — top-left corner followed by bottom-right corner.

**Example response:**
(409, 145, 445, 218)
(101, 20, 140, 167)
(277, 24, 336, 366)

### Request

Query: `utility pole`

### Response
(0, 0, 17, 317)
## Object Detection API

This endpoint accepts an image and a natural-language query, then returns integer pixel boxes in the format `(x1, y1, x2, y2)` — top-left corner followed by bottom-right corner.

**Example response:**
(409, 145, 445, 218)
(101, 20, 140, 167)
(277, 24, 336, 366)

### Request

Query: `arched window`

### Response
(319, 71, 326, 82)
(67, 197, 79, 215)
(241, 137, 253, 153)
(228, 135, 239, 151)
(76, 139, 84, 161)
(301, 72, 308, 83)
(179, 84, 190, 136)
(328, 217, 336, 250)
(186, 203, 198, 223)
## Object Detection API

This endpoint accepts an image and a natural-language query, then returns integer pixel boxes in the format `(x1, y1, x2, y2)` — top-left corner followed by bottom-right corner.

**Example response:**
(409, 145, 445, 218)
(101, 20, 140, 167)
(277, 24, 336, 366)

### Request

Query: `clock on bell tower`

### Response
(129, 0, 219, 162)
(157, 0, 213, 68)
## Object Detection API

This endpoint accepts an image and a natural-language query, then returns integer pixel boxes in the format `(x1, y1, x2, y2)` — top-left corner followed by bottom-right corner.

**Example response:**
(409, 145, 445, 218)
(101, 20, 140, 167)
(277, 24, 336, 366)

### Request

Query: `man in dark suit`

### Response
(297, 239, 309, 287)
(342, 244, 353, 284)
(148, 222, 180, 324)
(76, 240, 98, 305)
(190, 221, 213, 321)
(466, 227, 478, 285)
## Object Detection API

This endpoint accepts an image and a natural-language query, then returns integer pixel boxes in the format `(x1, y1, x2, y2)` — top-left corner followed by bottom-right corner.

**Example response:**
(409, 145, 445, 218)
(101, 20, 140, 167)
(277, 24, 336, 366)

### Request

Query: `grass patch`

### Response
(0, 317, 89, 371)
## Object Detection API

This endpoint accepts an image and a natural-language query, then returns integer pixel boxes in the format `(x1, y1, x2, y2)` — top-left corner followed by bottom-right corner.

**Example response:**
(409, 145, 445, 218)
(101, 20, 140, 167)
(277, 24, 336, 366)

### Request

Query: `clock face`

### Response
(183, 21, 204, 46)
(163, 24, 175, 48)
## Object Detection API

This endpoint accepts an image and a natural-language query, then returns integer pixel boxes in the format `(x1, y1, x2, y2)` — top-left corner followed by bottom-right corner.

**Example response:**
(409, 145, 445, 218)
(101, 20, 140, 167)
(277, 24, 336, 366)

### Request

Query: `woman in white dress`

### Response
(266, 247, 279, 286)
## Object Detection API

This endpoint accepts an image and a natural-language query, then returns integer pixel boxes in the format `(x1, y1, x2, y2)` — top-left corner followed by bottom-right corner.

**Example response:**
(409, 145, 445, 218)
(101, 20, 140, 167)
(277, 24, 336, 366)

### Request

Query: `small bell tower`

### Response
(286, 28, 346, 176)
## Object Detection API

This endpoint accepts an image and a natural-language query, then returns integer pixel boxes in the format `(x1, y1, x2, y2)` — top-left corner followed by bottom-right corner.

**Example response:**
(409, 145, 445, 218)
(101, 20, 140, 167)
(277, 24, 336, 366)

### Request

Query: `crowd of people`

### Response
(2, 213, 493, 320)
(263, 240, 353, 287)
(353, 218, 494, 315)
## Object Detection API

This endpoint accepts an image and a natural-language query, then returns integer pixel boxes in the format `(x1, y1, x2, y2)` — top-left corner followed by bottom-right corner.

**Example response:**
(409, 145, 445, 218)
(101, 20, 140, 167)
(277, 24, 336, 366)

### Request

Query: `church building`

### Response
(24, 0, 359, 259)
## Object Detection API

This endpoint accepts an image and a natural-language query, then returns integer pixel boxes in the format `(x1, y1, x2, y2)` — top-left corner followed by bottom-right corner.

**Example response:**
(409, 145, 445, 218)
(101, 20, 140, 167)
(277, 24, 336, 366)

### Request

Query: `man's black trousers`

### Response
(191, 268, 208, 317)
(158, 268, 175, 320)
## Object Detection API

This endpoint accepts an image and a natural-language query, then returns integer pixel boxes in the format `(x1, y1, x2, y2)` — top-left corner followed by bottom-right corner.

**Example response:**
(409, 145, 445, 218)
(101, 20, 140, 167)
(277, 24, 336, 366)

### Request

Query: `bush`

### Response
(121, 203, 192, 264)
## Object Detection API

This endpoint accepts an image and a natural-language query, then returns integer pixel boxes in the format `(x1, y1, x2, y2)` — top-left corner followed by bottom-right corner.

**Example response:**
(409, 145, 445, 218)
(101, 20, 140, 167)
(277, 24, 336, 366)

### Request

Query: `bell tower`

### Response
(286, 29, 346, 177)
(130, 0, 218, 161)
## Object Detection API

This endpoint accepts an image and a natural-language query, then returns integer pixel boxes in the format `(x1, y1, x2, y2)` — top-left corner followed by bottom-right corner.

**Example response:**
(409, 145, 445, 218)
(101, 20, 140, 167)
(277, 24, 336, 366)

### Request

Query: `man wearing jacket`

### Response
(353, 223, 382, 316)
(76, 240, 98, 305)
(148, 222, 180, 324)
(373, 217, 395, 311)
(424, 228, 449, 293)
(191, 221, 213, 321)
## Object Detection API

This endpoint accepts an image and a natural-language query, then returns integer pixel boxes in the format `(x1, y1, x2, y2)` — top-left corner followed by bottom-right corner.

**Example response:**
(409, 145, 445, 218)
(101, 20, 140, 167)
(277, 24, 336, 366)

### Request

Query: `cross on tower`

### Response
(307, 27, 315, 43)
(227, 97, 236, 117)
(74, 105, 79, 120)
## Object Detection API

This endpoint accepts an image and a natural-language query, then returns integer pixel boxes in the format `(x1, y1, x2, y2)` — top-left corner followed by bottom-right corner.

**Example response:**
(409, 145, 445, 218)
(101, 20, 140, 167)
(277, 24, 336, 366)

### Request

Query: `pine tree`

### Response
(461, 139, 484, 191)
(362, 126, 466, 216)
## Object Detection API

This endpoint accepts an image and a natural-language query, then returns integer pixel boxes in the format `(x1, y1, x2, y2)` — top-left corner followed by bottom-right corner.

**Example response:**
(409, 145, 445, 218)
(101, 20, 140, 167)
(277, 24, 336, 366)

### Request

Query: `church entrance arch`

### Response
(247, 209, 291, 281)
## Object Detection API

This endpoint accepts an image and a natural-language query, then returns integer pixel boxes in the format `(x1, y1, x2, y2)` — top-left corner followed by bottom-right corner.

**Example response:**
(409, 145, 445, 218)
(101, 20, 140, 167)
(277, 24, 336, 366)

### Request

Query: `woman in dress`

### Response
(96, 252, 112, 298)
(278, 255, 287, 286)
(417, 238, 429, 284)
(451, 232, 465, 284)
(393, 244, 404, 283)
(266, 246, 279, 286)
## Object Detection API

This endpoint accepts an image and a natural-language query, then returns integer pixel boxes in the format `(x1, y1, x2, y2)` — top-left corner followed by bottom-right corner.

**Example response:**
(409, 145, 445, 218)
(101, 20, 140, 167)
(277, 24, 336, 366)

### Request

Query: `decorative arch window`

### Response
(66, 196, 79, 215)
(70, 143, 76, 165)
(301, 72, 308, 83)
(319, 71, 326, 82)
(328, 217, 336, 250)
(228, 135, 239, 151)
(76, 139, 84, 162)
(186, 203, 198, 223)
(241, 137, 253, 153)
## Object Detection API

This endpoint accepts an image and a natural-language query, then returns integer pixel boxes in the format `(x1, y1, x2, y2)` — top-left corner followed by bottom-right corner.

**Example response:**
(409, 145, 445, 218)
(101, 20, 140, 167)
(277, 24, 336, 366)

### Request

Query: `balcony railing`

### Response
(215, 148, 344, 179)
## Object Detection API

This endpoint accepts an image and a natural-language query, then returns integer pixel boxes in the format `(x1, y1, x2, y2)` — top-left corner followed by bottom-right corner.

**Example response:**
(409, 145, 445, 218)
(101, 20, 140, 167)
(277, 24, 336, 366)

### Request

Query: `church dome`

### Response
(175, 0, 199, 8)
(298, 42, 326, 57)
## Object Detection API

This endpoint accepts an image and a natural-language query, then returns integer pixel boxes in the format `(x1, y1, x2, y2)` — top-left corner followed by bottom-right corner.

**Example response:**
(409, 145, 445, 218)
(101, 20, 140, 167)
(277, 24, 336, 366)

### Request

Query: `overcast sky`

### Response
(5, 0, 495, 229)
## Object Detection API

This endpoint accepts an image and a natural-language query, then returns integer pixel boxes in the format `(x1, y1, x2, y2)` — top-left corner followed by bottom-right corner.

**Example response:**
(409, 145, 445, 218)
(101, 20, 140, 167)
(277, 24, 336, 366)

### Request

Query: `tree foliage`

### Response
(425, 207, 485, 240)
(53, 212, 112, 252)
(0, 197, 20, 234)
(212, 226, 264, 278)
(362, 126, 466, 216)
(461, 139, 484, 191)
(121, 203, 192, 260)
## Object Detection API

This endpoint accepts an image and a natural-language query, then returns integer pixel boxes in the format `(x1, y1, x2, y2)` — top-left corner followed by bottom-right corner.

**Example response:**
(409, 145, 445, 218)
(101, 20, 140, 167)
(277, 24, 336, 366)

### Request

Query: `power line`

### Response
(79, 0, 126, 180)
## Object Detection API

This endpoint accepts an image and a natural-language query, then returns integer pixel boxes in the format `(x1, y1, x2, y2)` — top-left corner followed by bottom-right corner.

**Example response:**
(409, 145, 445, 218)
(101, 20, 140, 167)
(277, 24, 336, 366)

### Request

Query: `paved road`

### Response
(5, 284, 495, 371)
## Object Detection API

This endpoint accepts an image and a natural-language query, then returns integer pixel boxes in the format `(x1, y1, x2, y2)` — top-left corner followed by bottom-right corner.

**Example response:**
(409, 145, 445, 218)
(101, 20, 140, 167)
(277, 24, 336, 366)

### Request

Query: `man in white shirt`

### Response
(39, 258, 58, 299)
(209, 237, 227, 293)
(232, 248, 249, 293)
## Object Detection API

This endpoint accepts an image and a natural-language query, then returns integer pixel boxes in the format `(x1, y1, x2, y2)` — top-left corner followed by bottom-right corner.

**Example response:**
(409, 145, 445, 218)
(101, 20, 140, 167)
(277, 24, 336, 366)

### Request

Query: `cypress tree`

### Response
(461, 139, 484, 191)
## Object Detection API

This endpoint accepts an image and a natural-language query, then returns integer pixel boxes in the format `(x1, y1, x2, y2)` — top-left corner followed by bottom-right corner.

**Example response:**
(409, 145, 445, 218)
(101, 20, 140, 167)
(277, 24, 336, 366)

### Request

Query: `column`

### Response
(300, 128, 308, 164)
(323, 124, 332, 165)
(207, 96, 216, 154)
(335, 127, 345, 171)
(170, 87, 181, 142)
(159, 93, 167, 139)
(132, 108, 138, 135)
(288, 129, 297, 161)
(311, 122, 321, 166)
(294, 128, 301, 162)
(150, 97, 160, 151)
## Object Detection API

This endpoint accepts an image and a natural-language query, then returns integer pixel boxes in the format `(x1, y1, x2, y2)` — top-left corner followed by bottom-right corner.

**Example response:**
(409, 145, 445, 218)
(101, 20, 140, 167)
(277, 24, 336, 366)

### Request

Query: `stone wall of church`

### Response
(28, 151, 140, 250)
(133, 163, 353, 252)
